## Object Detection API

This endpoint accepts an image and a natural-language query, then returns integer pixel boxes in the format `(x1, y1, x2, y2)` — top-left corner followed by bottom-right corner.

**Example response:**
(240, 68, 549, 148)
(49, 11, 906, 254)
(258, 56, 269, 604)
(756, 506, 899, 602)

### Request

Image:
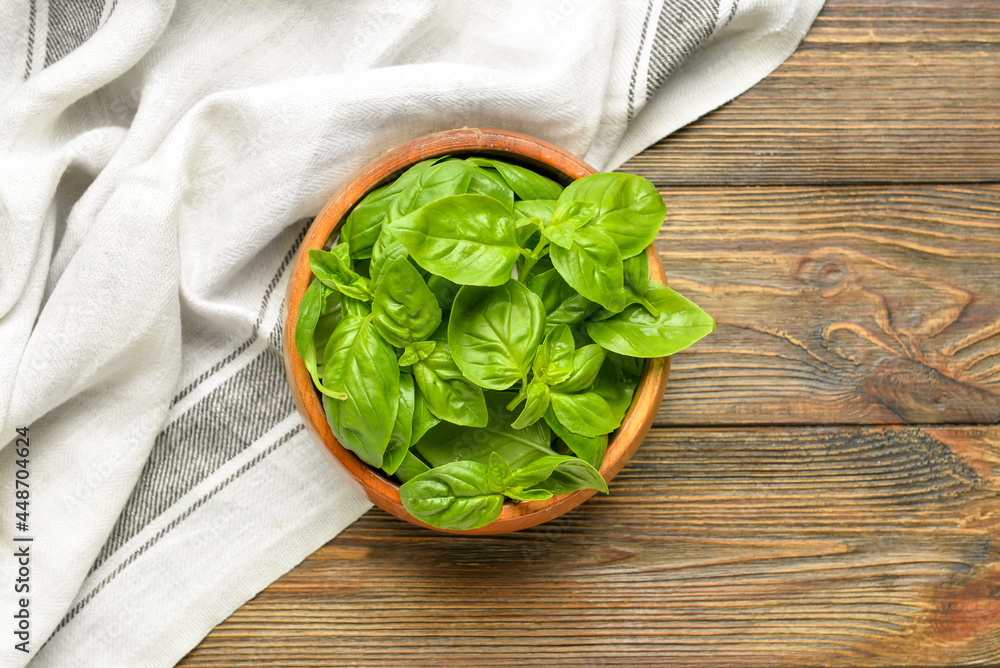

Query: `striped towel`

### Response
(0, 1, 823, 665)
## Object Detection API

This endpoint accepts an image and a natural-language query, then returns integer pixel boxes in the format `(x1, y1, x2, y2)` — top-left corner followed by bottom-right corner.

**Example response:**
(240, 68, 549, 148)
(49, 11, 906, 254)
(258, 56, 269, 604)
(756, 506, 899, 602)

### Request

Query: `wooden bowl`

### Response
(282, 128, 670, 535)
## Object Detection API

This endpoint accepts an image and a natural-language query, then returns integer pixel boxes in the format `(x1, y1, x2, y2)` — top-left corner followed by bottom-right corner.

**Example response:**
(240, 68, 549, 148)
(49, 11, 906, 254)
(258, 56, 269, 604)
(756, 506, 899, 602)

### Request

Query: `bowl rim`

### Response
(281, 128, 670, 535)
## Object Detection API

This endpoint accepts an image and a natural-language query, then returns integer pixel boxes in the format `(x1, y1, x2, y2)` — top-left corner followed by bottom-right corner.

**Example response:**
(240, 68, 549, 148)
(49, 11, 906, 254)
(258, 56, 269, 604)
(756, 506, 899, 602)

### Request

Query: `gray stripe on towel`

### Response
(645, 0, 720, 99)
(44, 0, 105, 67)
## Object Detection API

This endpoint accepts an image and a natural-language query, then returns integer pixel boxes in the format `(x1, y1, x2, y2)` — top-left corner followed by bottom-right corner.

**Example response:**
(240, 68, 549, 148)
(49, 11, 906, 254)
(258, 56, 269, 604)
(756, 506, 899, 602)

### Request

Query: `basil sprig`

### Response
(296, 157, 715, 529)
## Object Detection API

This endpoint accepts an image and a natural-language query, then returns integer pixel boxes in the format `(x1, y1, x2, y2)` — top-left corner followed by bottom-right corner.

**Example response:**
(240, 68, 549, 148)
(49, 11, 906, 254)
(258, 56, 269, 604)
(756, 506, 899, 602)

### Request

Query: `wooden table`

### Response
(182, 2, 1000, 665)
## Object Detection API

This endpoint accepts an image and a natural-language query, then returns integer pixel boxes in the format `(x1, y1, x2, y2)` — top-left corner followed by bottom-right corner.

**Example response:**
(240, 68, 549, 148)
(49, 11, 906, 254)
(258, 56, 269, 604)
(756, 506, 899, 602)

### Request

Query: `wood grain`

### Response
(622, 1, 1000, 186)
(180, 426, 1000, 667)
(653, 185, 1000, 426)
(183, 1, 1000, 665)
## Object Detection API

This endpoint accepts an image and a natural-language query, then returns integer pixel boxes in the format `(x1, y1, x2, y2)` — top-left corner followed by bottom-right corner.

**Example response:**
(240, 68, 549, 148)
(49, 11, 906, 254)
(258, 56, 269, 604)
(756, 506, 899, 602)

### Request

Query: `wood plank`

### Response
(180, 426, 1000, 667)
(652, 184, 1000, 426)
(622, 1, 1000, 186)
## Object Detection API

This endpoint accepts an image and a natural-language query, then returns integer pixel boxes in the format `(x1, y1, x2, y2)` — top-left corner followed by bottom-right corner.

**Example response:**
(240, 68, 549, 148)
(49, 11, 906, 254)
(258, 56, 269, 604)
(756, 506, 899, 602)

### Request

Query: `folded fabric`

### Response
(0, 0, 823, 665)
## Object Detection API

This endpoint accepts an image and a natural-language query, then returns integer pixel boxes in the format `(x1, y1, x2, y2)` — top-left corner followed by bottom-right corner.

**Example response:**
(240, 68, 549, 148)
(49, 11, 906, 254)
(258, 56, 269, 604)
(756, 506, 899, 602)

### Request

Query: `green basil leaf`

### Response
(394, 451, 431, 483)
(399, 340, 436, 367)
(530, 457, 609, 495)
(369, 228, 408, 288)
(382, 373, 415, 475)
(516, 216, 542, 248)
(313, 289, 342, 358)
(340, 296, 371, 319)
(487, 451, 513, 494)
(399, 461, 504, 530)
(544, 408, 608, 470)
(533, 324, 574, 385)
(590, 353, 641, 425)
(558, 172, 665, 259)
(388, 194, 520, 286)
(550, 391, 618, 438)
(551, 344, 605, 394)
(506, 488, 554, 501)
(623, 252, 650, 297)
(527, 269, 599, 334)
(622, 253, 661, 317)
(586, 282, 715, 357)
(550, 227, 625, 312)
(371, 256, 442, 348)
(467, 165, 515, 211)
(411, 383, 441, 445)
(449, 280, 546, 390)
(341, 158, 439, 259)
(416, 392, 555, 471)
(387, 160, 475, 222)
(470, 158, 564, 201)
(295, 280, 347, 400)
(514, 199, 558, 223)
(541, 201, 597, 249)
(511, 380, 550, 430)
(322, 315, 400, 467)
(507, 454, 579, 488)
(309, 245, 372, 301)
(425, 274, 461, 311)
(413, 347, 488, 427)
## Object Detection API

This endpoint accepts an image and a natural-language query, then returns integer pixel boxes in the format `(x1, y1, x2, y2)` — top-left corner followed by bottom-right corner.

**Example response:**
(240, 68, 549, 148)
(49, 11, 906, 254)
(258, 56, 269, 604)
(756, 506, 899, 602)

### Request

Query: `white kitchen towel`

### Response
(0, 0, 823, 665)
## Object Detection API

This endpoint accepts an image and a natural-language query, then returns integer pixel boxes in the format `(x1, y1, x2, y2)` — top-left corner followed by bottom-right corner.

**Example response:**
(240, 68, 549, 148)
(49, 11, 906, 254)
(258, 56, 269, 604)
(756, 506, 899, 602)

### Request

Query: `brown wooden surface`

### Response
(182, 1, 1000, 665)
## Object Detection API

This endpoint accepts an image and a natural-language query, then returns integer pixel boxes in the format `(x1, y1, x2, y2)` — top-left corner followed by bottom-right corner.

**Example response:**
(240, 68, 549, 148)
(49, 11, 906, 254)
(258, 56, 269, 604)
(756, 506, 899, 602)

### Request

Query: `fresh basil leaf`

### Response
(558, 172, 665, 259)
(590, 353, 640, 425)
(550, 391, 618, 438)
(487, 451, 513, 494)
(550, 227, 625, 312)
(413, 347, 488, 427)
(527, 269, 599, 334)
(341, 158, 439, 259)
(309, 245, 372, 301)
(369, 228, 408, 288)
(388, 194, 520, 286)
(533, 324, 574, 385)
(508, 454, 581, 489)
(506, 488, 554, 501)
(322, 315, 400, 467)
(449, 280, 545, 390)
(340, 296, 371, 318)
(399, 461, 504, 530)
(388, 160, 475, 222)
(416, 392, 555, 471)
(313, 289, 342, 356)
(522, 254, 554, 284)
(530, 457, 609, 495)
(382, 373, 415, 475)
(467, 165, 515, 211)
(516, 216, 542, 248)
(399, 340, 436, 367)
(411, 383, 441, 444)
(551, 344, 605, 394)
(586, 282, 715, 357)
(394, 451, 431, 483)
(511, 380, 550, 430)
(544, 408, 608, 470)
(371, 256, 442, 348)
(541, 200, 597, 249)
(425, 274, 461, 311)
(295, 280, 347, 400)
(514, 199, 558, 223)
(623, 252, 650, 297)
(470, 158, 564, 201)
(622, 253, 661, 316)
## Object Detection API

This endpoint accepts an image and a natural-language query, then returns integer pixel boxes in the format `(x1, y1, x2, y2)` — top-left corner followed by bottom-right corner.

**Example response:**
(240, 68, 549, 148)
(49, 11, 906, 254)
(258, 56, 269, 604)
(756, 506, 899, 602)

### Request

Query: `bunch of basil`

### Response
(295, 156, 714, 530)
